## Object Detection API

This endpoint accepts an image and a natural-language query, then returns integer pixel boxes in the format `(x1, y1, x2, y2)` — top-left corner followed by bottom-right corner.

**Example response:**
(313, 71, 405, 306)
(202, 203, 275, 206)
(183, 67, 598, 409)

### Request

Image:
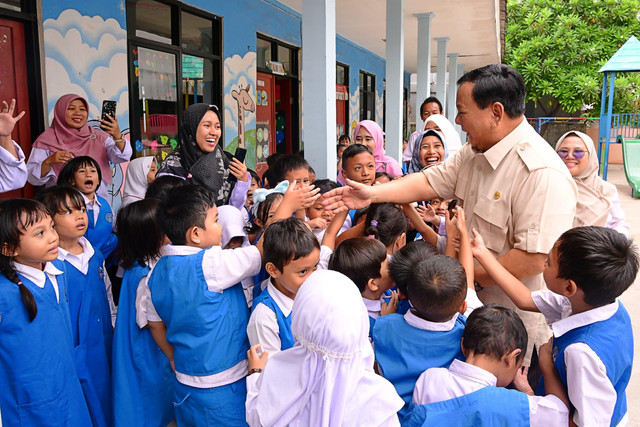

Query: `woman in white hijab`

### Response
(121, 156, 157, 207)
(402, 114, 462, 163)
(245, 269, 404, 427)
(555, 131, 630, 236)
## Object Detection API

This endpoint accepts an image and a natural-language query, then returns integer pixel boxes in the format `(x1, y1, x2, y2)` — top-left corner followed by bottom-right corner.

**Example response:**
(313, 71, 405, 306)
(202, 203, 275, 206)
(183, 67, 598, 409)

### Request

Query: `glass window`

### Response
(360, 71, 375, 122)
(135, 46, 178, 162)
(182, 54, 215, 106)
(277, 45, 291, 75)
(0, 0, 21, 11)
(181, 11, 213, 54)
(336, 64, 347, 86)
(257, 38, 271, 70)
(132, 0, 172, 44)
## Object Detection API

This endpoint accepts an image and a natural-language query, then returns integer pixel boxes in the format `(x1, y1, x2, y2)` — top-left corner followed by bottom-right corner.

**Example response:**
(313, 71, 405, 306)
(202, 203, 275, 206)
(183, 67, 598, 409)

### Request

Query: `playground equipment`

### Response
(619, 135, 640, 198)
(598, 36, 640, 180)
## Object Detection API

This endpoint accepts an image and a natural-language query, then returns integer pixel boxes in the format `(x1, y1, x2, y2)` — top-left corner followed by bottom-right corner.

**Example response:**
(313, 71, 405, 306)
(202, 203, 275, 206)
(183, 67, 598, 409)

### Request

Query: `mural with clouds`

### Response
(349, 88, 360, 138)
(42, 4, 130, 211)
(223, 52, 257, 170)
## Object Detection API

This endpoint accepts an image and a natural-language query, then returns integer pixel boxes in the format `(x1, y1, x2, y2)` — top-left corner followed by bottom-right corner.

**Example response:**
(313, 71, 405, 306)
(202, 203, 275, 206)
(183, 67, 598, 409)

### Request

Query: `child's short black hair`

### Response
(270, 154, 310, 184)
(156, 184, 215, 245)
(308, 166, 315, 175)
(36, 185, 86, 216)
(464, 304, 528, 363)
(364, 203, 407, 248)
(338, 134, 351, 145)
(312, 179, 338, 195)
(375, 172, 394, 181)
(145, 175, 189, 202)
(248, 168, 260, 185)
(409, 255, 467, 321)
(116, 199, 164, 269)
(341, 144, 373, 169)
(328, 237, 387, 293)
(263, 217, 320, 272)
(388, 240, 438, 296)
(58, 156, 102, 187)
(266, 152, 284, 168)
(556, 226, 639, 307)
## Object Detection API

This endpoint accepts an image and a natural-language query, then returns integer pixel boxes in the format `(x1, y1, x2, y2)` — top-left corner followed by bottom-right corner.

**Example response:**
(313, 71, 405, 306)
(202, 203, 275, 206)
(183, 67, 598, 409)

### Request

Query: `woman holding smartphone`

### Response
(26, 94, 130, 198)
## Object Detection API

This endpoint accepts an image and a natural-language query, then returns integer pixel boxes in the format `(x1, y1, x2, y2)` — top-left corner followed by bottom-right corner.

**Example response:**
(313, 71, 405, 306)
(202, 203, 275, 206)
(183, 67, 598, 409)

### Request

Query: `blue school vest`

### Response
(112, 263, 174, 427)
(403, 386, 530, 427)
(552, 302, 633, 426)
(252, 286, 295, 351)
(0, 265, 92, 427)
(372, 312, 466, 419)
(85, 195, 117, 258)
(63, 248, 113, 427)
(148, 250, 250, 376)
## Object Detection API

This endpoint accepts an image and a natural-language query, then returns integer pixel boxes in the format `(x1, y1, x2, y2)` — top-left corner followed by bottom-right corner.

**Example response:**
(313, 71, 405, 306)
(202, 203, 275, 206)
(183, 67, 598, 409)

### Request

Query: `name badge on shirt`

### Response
(105, 213, 113, 223)
(98, 266, 105, 280)
(552, 345, 559, 363)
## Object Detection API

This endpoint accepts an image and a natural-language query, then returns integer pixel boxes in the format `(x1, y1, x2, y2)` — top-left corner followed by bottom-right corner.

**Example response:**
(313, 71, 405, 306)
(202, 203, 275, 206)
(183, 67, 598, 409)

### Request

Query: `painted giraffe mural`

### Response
(231, 84, 256, 148)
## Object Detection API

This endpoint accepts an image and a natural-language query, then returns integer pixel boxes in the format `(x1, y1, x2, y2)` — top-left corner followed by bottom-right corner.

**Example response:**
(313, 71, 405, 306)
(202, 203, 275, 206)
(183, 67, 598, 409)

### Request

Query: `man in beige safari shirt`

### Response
(323, 64, 577, 364)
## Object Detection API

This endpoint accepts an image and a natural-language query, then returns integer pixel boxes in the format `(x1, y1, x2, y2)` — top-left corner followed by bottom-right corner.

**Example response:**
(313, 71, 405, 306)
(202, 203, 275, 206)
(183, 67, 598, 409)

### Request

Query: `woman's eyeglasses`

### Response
(557, 149, 586, 159)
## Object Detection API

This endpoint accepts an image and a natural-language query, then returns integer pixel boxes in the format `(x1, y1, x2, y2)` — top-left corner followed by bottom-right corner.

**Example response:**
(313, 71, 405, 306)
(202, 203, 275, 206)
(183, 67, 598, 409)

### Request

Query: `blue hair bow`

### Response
(252, 180, 290, 216)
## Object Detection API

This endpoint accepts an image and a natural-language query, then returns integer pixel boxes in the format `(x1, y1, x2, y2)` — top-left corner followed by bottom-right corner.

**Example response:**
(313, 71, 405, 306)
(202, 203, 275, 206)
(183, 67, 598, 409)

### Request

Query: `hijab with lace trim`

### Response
(249, 270, 403, 427)
(408, 129, 448, 174)
(121, 156, 156, 208)
(556, 130, 615, 227)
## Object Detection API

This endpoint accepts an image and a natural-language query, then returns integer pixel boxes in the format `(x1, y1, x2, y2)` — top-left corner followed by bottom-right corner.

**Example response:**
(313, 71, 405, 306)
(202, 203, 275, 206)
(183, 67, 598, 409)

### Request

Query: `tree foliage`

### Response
(506, 0, 640, 116)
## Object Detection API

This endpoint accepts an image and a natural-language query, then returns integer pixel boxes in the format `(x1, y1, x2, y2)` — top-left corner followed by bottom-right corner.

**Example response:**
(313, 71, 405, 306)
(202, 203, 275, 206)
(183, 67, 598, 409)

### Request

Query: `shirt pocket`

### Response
(472, 195, 509, 254)
(19, 389, 71, 427)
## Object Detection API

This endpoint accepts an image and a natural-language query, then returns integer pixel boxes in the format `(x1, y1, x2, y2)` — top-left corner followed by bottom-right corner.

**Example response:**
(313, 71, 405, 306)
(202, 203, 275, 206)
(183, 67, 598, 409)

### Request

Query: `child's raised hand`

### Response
(454, 207, 469, 236)
(0, 99, 25, 137)
(381, 290, 399, 316)
(444, 208, 458, 238)
(471, 228, 490, 259)
(512, 366, 534, 395)
(538, 337, 554, 374)
(279, 180, 320, 216)
(247, 344, 269, 371)
(416, 203, 436, 223)
(306, 217, 328, 231)
(229, 158, 248, 182)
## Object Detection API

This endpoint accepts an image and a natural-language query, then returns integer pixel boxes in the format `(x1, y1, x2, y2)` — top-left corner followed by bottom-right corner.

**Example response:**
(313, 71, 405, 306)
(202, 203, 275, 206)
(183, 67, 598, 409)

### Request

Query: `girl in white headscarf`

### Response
(402, 114, 462, 163)
(555, 131, 630, 236)
(245, 269, 404, 427)
(121, 156, 157, 207)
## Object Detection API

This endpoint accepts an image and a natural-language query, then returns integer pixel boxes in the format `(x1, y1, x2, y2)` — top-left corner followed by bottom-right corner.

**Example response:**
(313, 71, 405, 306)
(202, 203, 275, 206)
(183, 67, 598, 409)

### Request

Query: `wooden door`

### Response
(0, 18, 33, 199)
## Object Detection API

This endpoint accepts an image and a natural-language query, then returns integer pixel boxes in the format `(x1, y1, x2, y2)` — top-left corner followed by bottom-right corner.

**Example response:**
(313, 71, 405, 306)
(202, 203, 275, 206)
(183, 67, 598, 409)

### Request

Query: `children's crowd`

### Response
(0, 78, 637, 427)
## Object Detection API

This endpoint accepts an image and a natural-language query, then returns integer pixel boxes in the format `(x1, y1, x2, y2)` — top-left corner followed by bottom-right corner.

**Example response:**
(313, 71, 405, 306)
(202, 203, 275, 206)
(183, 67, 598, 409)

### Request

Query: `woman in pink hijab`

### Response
(27, 94, 131, 198)
(354, 120, 403, 177)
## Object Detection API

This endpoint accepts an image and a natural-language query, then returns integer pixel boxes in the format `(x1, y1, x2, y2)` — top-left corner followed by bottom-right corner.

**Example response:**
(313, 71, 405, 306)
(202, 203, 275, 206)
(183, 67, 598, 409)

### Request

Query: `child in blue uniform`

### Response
(473, 226, 639, 426)
(405, 305, 570, 426)
(58, 156, 118, 259)
(112, 199, 174, 427)
(37, 186, 114, 427)
(372, 207, 481, 419)
(247, 217, 320, 355)
(146, 182, 316, 426)
(328, 237, 398, 333)
(0, 199, 91, 426)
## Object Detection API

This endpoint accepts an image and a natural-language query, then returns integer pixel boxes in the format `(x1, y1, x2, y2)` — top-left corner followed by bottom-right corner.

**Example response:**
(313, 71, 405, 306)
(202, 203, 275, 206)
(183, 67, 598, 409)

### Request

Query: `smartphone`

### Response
(101, 100, 117, 122)
(228, 147, 247, 183)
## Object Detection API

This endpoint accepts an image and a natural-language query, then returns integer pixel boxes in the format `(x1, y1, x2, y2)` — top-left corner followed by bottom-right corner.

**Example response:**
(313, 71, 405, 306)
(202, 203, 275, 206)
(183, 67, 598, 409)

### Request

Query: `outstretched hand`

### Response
(247, 344, 269, 371)
(322, 178, 373, 213)
(0, 99, 25, 137)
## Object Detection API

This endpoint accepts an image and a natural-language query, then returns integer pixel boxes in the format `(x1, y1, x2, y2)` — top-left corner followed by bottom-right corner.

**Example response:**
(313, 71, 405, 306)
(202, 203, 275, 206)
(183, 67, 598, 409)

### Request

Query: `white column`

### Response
(385, 0, 404, 161)
(456, 62, 466, 138)
(446, 53, 458, 120)
(302, 0, 336, 179)
(434, 37, 449, 112)
(414, 13, 434, 131)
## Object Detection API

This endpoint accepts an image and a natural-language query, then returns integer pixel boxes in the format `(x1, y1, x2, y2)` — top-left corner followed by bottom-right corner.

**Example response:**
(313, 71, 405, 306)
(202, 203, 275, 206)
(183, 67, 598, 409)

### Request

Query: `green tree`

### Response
(506, 0, 640, 116)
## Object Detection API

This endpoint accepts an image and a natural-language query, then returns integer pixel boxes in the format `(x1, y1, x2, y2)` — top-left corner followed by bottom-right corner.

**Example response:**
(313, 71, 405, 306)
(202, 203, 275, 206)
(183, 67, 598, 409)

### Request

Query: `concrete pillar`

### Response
(302, 0, 336, 179)
(385, 0, 404, 161)
(446, 53, 458, 120)
(414, 12, 434, 131)
(434, 37, 449, 113)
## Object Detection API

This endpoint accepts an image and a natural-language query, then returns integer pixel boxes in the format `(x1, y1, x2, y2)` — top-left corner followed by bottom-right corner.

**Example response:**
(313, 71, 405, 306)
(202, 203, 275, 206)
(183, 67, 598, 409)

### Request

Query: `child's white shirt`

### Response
(532, 290, 624, 427)
(81, 193, 101, 226)
(57, 236, 117, 324)
(145, 243, 261, 389)
(14, 261, 62, 302)
(363, 296, 384, 319)
(318, 245, 333, 270)
(0, 141, 27, 193)
(246, 279, 294, 356)
(412, 359, 569, 424)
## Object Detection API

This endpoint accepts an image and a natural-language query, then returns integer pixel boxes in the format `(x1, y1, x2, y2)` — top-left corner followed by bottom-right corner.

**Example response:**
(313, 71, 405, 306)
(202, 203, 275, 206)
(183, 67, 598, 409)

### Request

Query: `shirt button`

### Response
(519, 145, 526, 151)
(529, 223, 537, 230)
(476, 166, 482, 171)
(470, 190, 476, 196)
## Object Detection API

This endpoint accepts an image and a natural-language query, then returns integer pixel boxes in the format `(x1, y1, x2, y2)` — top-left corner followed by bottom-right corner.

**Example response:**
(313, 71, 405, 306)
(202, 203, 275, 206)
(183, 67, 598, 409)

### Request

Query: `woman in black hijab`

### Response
(158, 104, 248, 206)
